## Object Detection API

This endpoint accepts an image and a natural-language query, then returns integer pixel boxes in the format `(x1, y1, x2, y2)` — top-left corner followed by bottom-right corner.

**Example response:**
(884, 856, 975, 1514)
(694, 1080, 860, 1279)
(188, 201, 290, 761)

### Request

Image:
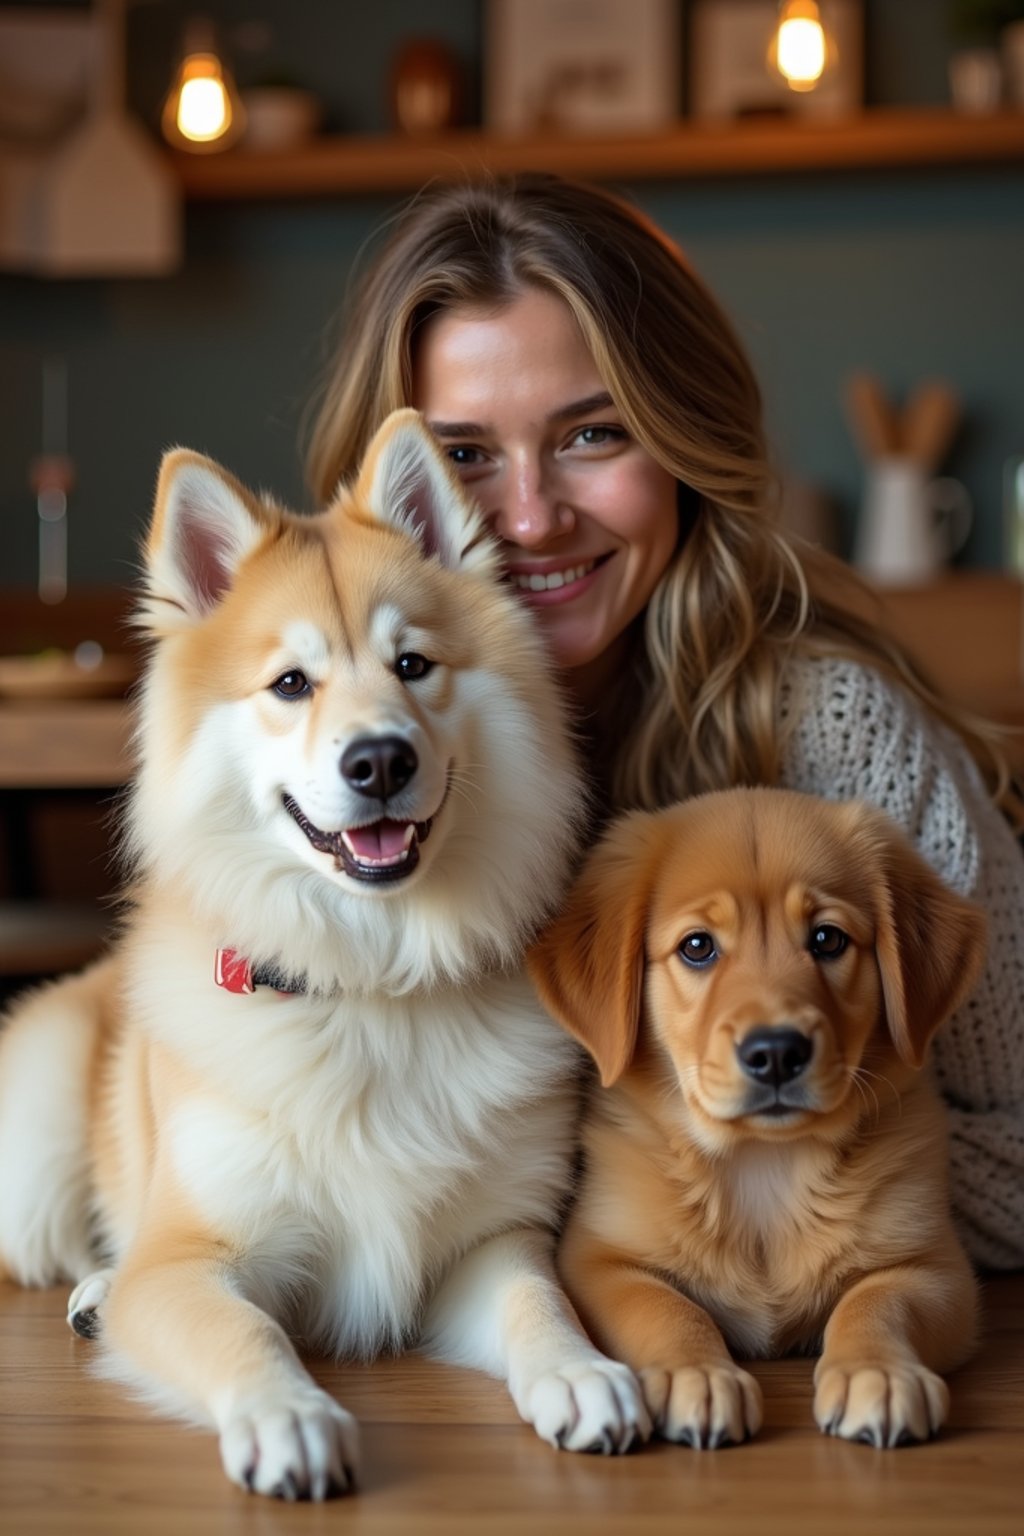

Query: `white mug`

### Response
(854, 457, 973, 587)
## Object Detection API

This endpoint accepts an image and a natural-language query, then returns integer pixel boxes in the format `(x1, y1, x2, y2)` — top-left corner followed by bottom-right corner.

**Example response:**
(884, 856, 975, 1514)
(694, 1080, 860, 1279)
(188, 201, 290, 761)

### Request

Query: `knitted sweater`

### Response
(778, 655, 1024, 1270)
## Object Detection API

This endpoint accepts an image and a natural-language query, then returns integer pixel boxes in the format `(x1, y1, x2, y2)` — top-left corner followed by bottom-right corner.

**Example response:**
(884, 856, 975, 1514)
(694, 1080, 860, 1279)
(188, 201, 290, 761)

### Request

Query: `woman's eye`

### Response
(395, 652, 434, 682)
(447, 445, 484, 467)
(809, 924, 848, 960)
(678, 931, 718, 967)
(571, 425, 625, 449)
(272, 670, 311, 700)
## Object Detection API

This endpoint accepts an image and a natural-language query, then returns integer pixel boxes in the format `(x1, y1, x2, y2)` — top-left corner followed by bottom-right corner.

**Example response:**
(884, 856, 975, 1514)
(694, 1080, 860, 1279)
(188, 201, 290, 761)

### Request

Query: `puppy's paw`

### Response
(640, 1363, 763, 1448)
(523, 1358, 651, 1454)
(814, 1360, 949, 1448)
(67, 1268, 117, 1339)
(219, 1388, 360, 1500)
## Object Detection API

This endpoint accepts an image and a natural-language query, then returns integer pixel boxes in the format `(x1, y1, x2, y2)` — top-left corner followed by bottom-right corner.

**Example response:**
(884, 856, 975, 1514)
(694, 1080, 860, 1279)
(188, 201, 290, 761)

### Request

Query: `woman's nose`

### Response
(490, 462, 573, 547)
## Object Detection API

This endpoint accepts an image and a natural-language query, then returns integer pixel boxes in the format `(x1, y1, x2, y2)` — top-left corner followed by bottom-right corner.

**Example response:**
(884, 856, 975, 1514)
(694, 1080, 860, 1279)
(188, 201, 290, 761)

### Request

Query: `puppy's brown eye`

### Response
(810, 924, 848, 959)
(272, 670, 311, 699)
(678, 931, 717, 967)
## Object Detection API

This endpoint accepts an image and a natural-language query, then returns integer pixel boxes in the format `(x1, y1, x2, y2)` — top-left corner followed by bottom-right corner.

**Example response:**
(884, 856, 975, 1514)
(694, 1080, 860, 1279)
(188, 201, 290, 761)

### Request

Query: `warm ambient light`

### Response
(161, 22, 245, 152)
(771, 0, 831, 92)
(177, 61, 230, 141)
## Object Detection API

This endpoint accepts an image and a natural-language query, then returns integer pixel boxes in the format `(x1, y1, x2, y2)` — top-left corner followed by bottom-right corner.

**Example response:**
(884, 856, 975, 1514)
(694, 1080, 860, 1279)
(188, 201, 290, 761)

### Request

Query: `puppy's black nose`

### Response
(340, 735, 418, 800)
(736, 1027, 813, 1086)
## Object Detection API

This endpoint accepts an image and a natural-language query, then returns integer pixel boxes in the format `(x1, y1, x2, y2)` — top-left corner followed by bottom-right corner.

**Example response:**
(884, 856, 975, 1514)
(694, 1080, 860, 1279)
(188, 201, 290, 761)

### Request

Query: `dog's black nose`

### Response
(736, 1027, 813, 1086)
(340, 736, 418, 800)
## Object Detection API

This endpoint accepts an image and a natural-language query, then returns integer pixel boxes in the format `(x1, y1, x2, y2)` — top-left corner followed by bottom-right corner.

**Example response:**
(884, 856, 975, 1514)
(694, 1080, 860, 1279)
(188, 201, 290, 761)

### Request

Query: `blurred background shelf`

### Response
(878, 573, 1024, 758)
(172, 108, 1024, 200)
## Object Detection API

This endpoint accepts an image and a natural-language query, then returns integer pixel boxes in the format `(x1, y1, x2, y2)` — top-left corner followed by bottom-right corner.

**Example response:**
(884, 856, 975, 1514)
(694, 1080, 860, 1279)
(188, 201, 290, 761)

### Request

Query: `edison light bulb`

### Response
(772, 1, 830, 93)
(177, 61, 230, 142)
(161, 23, 245, 152)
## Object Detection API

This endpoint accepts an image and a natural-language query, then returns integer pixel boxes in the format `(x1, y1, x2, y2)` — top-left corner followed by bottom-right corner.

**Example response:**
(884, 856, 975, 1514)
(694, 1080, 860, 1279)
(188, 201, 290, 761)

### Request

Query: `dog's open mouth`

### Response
(283, 795, 438, 884)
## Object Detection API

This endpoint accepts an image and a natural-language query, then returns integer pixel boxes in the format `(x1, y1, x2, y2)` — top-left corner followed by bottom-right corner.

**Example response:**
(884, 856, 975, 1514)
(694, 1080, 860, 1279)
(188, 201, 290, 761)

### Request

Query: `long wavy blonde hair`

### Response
(307, 174, 1017, 820)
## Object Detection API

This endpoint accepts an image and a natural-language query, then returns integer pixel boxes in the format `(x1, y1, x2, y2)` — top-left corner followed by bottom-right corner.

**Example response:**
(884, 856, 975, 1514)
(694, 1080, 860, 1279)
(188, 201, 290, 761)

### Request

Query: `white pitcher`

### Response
(854, 456, 973, 587)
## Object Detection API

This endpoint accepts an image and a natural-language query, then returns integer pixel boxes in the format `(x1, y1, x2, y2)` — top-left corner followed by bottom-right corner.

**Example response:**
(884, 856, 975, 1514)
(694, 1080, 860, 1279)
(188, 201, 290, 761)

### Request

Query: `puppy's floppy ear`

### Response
(143, 449, 277, 630)
(354, 408, 496, 577)
(858, 805, 987, 1068)
(527, 812, 664, 1087)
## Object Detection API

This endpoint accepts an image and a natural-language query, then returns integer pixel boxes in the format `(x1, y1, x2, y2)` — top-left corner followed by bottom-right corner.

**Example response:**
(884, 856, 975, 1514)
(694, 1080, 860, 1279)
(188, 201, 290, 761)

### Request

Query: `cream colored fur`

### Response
(0, 410, 648, 1499)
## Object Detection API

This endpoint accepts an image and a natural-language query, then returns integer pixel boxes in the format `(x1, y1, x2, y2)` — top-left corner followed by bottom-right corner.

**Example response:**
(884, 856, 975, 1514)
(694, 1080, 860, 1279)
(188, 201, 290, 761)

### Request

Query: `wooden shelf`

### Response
(172, 107, 1024, 201)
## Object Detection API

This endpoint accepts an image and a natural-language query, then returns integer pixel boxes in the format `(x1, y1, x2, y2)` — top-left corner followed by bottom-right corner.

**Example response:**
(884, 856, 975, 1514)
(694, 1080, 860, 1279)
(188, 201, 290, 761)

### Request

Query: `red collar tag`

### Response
(214, 948, 255, 994)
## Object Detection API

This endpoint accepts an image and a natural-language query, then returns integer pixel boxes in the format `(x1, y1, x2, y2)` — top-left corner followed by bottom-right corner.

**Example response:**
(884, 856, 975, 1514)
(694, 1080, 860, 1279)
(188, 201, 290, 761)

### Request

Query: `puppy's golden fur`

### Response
(529, 788, 986, 1450)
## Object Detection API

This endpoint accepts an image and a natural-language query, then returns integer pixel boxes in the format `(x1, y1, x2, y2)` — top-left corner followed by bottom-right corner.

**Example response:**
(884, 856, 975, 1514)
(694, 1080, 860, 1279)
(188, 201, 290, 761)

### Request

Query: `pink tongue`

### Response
(345, 819, 413, 861)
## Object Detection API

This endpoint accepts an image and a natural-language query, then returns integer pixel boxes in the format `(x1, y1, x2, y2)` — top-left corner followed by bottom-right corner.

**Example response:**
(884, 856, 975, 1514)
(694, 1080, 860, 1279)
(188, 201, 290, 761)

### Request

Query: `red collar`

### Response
(214, 948, 306, 996)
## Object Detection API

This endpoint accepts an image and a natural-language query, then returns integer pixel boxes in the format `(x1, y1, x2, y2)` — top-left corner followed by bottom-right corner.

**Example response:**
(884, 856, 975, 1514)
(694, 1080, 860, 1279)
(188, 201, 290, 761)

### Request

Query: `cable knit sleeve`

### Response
(777, 655, 1024, 1269)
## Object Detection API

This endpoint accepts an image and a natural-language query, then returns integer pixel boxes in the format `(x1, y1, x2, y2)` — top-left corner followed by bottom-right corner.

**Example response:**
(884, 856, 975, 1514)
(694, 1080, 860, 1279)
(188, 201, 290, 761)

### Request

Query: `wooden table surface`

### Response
(0, 1274, 1021, 1536)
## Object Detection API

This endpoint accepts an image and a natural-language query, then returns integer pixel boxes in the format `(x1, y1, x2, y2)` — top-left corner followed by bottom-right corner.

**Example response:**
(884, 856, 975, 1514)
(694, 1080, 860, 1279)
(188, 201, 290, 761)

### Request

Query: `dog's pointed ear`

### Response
(864, 808, 987, 1068)
(527, 813, 663, 1087)
(354, 408, 494, 575)
(143, 449, 276, 629)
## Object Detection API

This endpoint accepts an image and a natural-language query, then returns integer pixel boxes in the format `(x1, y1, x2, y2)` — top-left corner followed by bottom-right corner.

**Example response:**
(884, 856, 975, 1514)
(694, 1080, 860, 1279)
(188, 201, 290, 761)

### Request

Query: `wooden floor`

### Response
(1, 1276, 1021, 1536)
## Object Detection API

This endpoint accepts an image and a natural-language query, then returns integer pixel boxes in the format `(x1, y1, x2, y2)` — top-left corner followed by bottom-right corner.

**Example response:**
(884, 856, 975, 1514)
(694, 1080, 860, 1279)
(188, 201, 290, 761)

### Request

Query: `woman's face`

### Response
(412, 287, 679, 700)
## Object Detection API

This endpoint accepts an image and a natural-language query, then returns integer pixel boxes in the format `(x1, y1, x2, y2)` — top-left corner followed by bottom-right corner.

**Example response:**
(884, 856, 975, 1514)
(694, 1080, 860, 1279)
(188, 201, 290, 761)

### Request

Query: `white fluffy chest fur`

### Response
(126, 951, 581, 1359)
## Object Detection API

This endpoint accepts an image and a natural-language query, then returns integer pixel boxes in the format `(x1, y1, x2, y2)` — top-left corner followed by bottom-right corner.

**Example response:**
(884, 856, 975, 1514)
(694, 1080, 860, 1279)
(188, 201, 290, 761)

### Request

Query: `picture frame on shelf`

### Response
(689, 0, 863, 121)
(484, 0, 680, 136)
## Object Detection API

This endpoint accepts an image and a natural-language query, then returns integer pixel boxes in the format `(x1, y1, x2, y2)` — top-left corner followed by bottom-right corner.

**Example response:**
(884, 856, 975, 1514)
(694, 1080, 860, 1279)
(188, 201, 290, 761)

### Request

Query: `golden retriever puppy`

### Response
(528, 787, 985, 1451)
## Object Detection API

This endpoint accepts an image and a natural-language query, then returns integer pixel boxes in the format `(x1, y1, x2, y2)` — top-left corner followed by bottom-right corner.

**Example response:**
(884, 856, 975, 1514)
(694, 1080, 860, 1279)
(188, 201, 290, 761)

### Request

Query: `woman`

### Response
(307, 173, 1024, 1271)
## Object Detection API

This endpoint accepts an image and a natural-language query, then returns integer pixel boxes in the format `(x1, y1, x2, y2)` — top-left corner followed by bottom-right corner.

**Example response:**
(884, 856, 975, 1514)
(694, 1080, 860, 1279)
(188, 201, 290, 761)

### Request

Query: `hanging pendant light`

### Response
(2, 0, 182, 276)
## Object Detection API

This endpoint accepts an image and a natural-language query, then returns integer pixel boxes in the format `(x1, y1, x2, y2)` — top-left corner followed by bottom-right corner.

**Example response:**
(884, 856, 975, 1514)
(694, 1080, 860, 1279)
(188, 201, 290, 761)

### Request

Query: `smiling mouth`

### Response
(282, 793, 442, 884)
(506, 553, 611, 593)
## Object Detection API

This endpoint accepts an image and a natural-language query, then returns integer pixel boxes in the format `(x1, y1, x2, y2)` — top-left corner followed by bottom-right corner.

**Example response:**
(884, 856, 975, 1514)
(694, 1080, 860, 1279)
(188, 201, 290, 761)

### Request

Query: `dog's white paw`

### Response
(640, 1363, 763, 1448)
(814, 1360, 949, 1447)
(521, 1357, 651, 1454)
(67, 1268, 117, 1339)
(219, 1388, 360, 1500)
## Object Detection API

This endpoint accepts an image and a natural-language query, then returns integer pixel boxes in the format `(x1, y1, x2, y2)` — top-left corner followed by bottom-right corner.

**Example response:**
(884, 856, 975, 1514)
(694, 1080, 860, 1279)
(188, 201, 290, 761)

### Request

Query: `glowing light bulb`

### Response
(161, 23, 245, 153)
(177, 64, 231, 141)
(771, 1, 831, 93)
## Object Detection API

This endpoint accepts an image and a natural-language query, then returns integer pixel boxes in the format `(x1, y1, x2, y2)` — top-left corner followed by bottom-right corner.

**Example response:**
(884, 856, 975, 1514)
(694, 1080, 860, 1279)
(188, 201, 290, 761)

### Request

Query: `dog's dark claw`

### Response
(69, 1307, 100, 1340)
(242, 1465, 256, 1493)
(893, 1428, 916, 1447)
(584, 1429, 614, 1455)
(271, 1472, 302, 1501)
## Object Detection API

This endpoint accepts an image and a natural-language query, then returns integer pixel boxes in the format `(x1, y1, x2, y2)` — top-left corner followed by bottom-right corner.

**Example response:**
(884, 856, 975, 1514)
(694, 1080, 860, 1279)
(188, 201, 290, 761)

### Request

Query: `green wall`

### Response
(1, 0, 1021, 588)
